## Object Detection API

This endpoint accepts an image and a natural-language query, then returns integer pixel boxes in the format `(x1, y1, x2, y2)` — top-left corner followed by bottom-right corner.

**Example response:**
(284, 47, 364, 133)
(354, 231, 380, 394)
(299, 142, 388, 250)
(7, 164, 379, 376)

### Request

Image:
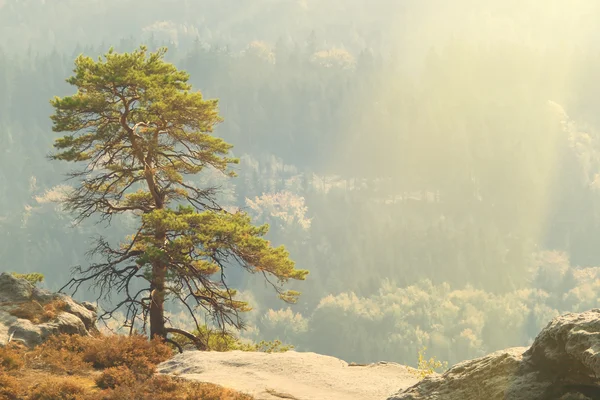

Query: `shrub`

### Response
(27, 376, 88, 400)
(29, 347, 91, 375)
(95, 366, 137, 389)
(170, 325, 294, 353)
(83, 334, 173, 377)
(8, 298, 67, 324)
(94, 376, 254, 400)
(169, 325, 241, 352)
(28, 333, 172, 377)
(10, 272, 44, 286)
(188, 381, 255, 400)
(412, 346, 448, 379)
(147, 375, 180, 392)
(42, 299, 68, 321)
(0, 344, 24, 371)
(248, 340, 294, 353)
(27, 334, 92, 375)
(42, 333, 91, 354)
(0, 332, 255, 400)
(8, 301, 44, 322)
(90, 376, 184, 400)
(0, 371, 20, 400)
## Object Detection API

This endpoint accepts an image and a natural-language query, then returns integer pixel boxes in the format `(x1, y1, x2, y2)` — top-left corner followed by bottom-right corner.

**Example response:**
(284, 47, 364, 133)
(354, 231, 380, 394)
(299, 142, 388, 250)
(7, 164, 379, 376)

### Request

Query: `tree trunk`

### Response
(149, 246, 167, 339)
(135, 126, 167, 340)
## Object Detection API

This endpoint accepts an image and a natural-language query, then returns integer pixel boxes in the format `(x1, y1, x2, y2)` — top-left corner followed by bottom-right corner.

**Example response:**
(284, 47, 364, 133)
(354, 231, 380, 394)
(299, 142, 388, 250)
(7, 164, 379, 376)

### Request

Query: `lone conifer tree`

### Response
(50, 46, 308, 348)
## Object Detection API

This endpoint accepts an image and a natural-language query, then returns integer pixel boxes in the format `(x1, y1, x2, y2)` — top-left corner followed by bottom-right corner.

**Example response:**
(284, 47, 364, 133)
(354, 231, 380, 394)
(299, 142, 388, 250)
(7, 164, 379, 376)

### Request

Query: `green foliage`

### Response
(139, 206, 307, 308)
(265, 275, 569, 367)
(48, 45, 307, 343)
(250, 340, 294, 353)
(170, 324, 293, 353)
(50, 45, 232, 202)
(11, 272, 45, 286)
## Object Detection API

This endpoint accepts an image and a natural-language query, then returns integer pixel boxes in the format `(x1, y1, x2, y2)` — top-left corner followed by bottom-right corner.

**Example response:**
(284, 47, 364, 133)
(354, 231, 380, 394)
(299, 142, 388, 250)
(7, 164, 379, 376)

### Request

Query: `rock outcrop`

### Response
(388, 309, 600, 400)
(158, 350, 421, 400)
(0, 272, 98, 348)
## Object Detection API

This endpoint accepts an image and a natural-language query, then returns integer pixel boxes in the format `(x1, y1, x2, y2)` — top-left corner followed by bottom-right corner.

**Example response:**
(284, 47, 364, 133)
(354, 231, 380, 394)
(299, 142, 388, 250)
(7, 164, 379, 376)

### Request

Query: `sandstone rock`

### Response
(388, 309, 600, 400)
(387, 347, 546, 400)
(0, 273, 33, 302)
(80, 301, 97, 312)
(525, 309, 600, 380)
(158, 350, 420, 400)
(0, 272, 98, 348)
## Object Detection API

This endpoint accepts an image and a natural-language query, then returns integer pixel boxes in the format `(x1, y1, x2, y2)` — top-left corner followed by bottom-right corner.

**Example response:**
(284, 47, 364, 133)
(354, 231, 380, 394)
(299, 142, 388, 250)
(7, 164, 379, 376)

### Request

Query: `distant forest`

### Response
(3, 0, 600, 367)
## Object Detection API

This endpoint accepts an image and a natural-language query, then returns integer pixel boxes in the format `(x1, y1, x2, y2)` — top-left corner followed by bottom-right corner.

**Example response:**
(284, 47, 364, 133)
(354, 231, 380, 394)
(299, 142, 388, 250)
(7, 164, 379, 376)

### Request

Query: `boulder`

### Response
(0, 272, 98, 348)
(388, 309, 600, 400)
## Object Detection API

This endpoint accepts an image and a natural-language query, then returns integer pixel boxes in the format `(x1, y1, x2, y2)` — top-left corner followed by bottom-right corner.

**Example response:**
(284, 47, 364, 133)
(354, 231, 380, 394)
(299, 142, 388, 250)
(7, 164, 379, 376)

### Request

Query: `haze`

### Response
(2, 0, 600, 367)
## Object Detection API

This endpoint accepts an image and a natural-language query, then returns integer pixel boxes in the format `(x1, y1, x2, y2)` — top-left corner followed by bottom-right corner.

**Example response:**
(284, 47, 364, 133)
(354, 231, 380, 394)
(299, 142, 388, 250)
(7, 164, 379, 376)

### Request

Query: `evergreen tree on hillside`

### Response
(49, 46, 308, 349)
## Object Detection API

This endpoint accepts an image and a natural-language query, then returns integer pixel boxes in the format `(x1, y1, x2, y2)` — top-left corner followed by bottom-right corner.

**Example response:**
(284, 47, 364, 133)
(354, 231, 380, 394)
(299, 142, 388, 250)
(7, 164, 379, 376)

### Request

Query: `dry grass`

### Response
(0, 370, 20, 399)
(82, 334, 172, 377)
(95, 366, 137, 389)
(7, 299, 68, 324)
(0, 344, 25, 372)
(27, 335, 93, 375)
(27, 376, 93, 400)
(26, 332, 171, 377)
(0, 333, 255, 400)
(91, 375, 254, 400)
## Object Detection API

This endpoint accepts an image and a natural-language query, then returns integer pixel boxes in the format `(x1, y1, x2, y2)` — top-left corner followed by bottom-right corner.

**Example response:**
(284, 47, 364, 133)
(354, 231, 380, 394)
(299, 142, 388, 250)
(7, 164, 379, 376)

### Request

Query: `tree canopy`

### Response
(50, 46, 308, 348)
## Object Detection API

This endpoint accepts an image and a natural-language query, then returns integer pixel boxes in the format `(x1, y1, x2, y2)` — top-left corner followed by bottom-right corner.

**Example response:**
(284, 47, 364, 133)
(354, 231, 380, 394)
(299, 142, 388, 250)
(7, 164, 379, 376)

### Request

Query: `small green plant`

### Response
(170, 325, 294, 353)
(11, 272, 45, 287)
(412, 346, 448, 379)
(246, 340, 294, 353)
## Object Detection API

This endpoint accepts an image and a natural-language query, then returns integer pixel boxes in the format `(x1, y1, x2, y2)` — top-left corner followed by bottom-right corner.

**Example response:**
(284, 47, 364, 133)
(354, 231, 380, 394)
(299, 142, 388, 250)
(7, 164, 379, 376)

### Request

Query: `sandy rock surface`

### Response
(158, 350, 420, 400)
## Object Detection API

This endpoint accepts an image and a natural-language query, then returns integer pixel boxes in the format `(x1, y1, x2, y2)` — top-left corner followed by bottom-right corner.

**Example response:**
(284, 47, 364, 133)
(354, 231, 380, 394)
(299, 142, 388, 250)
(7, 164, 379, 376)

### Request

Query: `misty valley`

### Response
(2, 1, 600, 399)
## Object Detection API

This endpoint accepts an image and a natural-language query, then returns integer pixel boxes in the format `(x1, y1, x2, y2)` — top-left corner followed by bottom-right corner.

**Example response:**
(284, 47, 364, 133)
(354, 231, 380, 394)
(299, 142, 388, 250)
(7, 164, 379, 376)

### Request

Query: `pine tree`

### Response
(50, 46, 308, 349)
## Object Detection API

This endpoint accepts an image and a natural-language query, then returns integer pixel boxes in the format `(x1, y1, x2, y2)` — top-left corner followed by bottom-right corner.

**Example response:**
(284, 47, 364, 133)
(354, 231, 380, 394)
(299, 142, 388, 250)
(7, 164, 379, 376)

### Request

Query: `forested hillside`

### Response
(3, 0, 600, 367)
